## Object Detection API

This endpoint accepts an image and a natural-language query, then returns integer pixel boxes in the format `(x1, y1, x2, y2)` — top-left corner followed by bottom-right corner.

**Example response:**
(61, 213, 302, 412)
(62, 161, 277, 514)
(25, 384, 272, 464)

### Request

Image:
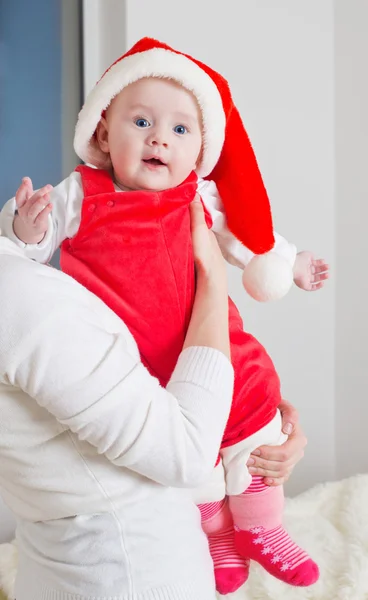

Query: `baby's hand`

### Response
(13, 177, 53, 244)
(293, 251, 329, 291)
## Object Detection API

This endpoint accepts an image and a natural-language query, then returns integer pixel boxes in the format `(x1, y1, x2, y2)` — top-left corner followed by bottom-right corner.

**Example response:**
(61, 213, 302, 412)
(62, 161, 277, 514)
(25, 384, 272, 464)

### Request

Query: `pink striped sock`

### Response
(199, 498, 249, 594)
(243, 475, 267, 494)
(229, 477, 319, 587)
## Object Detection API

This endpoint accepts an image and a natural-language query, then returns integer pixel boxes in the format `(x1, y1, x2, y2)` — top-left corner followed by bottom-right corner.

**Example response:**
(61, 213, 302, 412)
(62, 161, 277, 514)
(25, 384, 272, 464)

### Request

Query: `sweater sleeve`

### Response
(198, 178, 297, 268)
(0, 255, 234, 488)
(0, 172, 83, 264)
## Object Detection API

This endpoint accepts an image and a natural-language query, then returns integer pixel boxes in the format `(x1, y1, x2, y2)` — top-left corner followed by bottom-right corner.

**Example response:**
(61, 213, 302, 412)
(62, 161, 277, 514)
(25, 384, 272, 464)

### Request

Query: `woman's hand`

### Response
(184, 196, 230, 358)
(190, 195, 226, 281)
(246, 400, 307, 486)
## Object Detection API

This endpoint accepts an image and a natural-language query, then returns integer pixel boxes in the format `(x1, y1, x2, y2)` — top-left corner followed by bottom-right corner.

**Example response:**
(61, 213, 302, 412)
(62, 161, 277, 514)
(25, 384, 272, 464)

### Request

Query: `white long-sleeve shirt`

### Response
(0, 172, 297, 268)
(0, 237, 234, 600)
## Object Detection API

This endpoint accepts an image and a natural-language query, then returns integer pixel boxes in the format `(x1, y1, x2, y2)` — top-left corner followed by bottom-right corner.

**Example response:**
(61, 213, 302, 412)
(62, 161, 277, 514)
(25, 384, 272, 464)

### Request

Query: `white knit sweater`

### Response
(0, 238, 234, 600)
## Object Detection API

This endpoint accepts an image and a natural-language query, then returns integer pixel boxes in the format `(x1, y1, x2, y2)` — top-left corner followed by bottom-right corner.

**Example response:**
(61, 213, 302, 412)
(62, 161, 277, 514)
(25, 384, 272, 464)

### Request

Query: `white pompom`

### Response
(242, 253, 293, 302)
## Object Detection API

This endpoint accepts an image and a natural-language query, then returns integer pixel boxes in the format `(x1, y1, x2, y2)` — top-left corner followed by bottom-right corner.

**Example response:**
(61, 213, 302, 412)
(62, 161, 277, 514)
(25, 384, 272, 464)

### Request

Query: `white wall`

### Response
(83, 0, 127, 96)
(335, 0, 368, 479)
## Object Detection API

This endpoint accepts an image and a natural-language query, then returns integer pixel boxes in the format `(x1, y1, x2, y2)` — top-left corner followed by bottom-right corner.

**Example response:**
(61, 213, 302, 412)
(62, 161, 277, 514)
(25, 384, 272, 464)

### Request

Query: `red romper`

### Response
(60, 166, 281, 450)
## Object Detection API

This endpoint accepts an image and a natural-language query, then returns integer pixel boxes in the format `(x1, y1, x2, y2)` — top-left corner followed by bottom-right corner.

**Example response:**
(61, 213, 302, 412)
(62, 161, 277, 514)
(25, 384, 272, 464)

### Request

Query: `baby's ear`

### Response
(95, 117, 110, 154)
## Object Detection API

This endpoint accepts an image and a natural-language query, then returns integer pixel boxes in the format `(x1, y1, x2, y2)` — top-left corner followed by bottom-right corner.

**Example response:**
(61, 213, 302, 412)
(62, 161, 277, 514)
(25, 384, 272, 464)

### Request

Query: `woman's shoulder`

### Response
(0, 242, 140, 360)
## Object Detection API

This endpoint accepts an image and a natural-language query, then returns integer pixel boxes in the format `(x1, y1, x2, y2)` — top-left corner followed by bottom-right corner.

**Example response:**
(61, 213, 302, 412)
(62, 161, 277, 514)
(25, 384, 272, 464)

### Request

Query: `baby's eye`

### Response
(135, 118, 150, 128)
(173, 125, 187, 135)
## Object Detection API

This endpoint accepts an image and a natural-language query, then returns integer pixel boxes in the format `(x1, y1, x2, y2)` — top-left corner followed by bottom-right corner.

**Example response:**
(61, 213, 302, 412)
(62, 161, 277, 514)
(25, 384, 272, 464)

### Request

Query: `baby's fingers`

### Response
(311, 271, 329, 284)
(25, 186, 53, 220)
(15, 177, 33, 209)
(27, 194, 50, 222)
(34, 203, 53, 227)
(312, 259, 329, 273)
(310, 271, 329, 291)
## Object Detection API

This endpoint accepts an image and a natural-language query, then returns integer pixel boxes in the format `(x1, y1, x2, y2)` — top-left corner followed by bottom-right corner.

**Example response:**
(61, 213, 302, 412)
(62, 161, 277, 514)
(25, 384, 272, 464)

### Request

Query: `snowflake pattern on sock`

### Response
(247, 526, 294, 573)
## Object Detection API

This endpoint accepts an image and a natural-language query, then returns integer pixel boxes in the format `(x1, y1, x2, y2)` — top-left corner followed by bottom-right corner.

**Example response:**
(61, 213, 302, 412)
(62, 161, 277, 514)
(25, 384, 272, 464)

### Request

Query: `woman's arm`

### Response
(184, 196, 230, 359)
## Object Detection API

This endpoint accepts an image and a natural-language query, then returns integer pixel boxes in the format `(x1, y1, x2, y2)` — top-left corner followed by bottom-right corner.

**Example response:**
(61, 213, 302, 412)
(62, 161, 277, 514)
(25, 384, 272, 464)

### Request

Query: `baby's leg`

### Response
(222, 411, 319, 587)
(193, 462, 249, 594)
(199, 499, 249, 595)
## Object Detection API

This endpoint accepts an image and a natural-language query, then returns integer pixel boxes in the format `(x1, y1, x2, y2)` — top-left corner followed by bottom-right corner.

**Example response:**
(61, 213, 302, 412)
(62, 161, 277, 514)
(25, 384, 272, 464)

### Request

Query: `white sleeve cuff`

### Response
(169, 346, 234, 401)
(272, 233, 297, 267)
(16, 215, 55, 263)
(0, 198, 26, 247)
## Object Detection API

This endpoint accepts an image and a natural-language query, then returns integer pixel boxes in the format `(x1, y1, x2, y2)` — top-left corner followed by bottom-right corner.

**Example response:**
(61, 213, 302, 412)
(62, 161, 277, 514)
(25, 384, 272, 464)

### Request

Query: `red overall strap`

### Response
(75, 165, 115, 197)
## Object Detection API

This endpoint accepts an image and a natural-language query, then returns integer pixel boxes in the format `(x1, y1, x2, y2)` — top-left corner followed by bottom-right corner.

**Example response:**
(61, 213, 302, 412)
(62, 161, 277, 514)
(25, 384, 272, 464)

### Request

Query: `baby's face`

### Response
(97, 78, 202, 191)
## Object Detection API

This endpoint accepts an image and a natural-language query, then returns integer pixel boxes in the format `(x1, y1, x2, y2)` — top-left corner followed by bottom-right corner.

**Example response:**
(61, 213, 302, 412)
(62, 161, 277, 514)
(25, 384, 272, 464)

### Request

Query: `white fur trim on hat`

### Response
(74, 48, 226, 177)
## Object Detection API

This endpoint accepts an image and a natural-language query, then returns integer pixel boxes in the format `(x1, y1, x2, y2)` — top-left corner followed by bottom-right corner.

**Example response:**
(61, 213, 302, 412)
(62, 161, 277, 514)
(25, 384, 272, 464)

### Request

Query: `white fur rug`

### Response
(1, 475, 367, 600)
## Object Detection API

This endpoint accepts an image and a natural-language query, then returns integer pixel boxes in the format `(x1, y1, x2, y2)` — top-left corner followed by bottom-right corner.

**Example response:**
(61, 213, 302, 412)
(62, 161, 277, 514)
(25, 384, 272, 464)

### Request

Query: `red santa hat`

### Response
(74, 37, 293, 301)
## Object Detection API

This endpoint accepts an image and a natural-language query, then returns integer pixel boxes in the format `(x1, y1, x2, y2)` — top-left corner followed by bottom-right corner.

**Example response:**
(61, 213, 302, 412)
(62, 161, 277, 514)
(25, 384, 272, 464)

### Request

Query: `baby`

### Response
(0, 38, 328, 594)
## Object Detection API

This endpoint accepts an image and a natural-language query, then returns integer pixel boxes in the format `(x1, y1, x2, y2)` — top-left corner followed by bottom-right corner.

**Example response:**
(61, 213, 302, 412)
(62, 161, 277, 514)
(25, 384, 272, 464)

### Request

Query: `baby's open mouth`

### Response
(143, 158, 166, 166)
